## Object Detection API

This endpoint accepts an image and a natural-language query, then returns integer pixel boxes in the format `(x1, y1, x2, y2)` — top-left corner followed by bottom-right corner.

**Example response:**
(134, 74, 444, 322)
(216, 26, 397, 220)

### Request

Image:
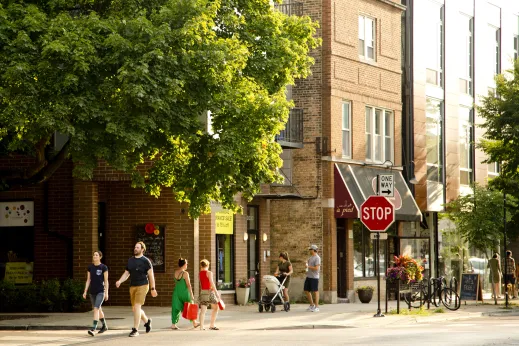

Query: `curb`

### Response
(0, 326, 135, 331)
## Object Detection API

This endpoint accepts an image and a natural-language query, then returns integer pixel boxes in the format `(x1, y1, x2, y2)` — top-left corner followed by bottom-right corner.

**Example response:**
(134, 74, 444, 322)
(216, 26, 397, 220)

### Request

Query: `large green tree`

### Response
(478, 60, 519, 194)
(0, 0, 319, 217)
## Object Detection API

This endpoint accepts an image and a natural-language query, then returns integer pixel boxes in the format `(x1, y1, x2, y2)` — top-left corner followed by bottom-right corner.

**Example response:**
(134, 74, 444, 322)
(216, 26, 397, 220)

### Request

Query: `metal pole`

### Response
(374, 174, 384, 317)
(504, 192, 508, 308)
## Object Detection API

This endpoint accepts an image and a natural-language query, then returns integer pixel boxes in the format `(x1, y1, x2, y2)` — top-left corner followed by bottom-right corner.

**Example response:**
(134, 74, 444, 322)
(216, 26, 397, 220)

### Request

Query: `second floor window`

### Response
(342, 101, 351, 158)
(459, 15, 473, 95)
(514, 35, 518, 61)
(488, 162, 500, 177)
(426, 98, 443, 183)
(459, 107, 474, 186)
(358, 15, 375, 60)
(365, 106, 393, 163)
(489, 25, 501, 83)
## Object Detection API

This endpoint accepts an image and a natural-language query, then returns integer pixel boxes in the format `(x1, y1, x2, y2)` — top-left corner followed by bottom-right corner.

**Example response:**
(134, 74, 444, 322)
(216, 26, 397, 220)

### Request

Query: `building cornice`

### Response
(376, 0, 406, 11)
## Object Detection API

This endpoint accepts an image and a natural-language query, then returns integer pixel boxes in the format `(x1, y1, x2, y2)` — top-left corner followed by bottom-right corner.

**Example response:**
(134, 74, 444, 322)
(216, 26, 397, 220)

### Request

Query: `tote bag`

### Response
(182, 302, 199, 320)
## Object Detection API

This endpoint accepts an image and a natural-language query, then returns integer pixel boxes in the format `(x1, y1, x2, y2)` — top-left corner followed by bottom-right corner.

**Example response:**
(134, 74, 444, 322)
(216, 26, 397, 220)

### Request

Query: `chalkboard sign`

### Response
(460, 273, 483, 303)
(136, 224, 165, 273)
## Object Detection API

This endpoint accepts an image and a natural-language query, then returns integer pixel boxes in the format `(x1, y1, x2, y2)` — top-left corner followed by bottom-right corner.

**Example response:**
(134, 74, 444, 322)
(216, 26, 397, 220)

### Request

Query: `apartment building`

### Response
(402, 0, 519, 289)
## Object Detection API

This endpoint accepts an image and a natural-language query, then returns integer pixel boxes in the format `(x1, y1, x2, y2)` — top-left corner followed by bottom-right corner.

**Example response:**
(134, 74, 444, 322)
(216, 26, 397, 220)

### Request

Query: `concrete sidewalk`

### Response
(0, 300, 515, 332)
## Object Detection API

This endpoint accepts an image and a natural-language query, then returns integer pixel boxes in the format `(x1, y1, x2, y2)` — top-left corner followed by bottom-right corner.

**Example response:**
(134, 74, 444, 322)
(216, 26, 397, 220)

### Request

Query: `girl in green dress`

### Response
(171, 258, 199, 329)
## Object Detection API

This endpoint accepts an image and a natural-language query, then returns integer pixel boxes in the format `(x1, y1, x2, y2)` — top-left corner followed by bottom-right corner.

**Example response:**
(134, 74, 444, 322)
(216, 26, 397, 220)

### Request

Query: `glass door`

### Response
(247, 206, 259, 301)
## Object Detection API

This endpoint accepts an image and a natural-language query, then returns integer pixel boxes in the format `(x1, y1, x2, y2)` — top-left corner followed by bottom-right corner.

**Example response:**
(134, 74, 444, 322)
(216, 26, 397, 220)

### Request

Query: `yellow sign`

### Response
(5, 262, 34, 284)
(215, 210, 234, 234)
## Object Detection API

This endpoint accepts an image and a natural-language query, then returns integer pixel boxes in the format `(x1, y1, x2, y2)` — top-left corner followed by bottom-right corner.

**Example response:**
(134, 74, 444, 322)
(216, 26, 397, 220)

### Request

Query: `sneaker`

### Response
(88, 330, 95, 337)
(129, 328, 139, 337)
(313, 307, 320, 312)
(98, 325, 108, 334)
(306, 305, 315, 312)
(144, 319, 152, 333)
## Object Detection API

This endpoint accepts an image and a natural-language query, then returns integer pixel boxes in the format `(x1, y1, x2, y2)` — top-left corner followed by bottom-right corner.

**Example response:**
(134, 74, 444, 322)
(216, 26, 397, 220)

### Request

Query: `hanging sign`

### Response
(1, 201, 34, 227)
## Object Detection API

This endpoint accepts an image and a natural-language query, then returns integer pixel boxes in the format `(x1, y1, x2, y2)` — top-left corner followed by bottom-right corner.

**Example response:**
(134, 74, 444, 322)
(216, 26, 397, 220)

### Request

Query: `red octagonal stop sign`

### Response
(360, 196, 395, 232)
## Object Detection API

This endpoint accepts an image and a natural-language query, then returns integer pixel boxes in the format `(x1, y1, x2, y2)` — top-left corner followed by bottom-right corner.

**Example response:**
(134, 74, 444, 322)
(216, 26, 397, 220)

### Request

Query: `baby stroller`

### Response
(258, 274, 290, 313)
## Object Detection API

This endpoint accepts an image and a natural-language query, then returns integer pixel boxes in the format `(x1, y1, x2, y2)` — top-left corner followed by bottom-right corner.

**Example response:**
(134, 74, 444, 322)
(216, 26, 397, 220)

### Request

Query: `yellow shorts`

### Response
(130, 285, 149, 306)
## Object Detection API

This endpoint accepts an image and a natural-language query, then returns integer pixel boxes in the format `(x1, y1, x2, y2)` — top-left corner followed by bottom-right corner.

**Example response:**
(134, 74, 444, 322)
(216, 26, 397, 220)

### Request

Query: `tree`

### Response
(0, 0, 320, 217)
(443, 185, 518, 255)
(478, 60, 519, 194)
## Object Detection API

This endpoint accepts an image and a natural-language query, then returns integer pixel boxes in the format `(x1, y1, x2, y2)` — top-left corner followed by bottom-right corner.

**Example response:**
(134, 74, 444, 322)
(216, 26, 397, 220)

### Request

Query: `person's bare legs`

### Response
(209, 304, 219, 329)
(140, 309, 148, 324)
(199, 305, 207, 330)
(99, 308, 104, 320)
(313, 291, 320, 308)
(305, 291, 314, 306)
(93, 308, 100, 322)
(283, 288, 290, 302)
(132, 304, 142, 329)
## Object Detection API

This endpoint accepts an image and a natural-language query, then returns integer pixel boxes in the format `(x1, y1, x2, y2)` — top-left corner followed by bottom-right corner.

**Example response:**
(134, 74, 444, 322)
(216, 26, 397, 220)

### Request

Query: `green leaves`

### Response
(0, 0, 319, 217)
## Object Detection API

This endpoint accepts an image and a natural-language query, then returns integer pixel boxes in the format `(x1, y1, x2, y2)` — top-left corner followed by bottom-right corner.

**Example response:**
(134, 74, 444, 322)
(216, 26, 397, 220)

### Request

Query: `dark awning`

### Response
(334, 163, 422, 222)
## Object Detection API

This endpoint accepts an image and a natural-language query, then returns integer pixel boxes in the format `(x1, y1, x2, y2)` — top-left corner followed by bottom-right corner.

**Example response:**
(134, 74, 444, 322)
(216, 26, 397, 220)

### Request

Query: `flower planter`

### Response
(236, 287, 250, 305)
(357, 289, 373, 304)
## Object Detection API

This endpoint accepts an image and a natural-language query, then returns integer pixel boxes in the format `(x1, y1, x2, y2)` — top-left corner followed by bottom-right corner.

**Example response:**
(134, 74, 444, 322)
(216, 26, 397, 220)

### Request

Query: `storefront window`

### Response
(216, 234, 234, 290)
(353, 220, 395, 278)
(215, 210, 234, 290)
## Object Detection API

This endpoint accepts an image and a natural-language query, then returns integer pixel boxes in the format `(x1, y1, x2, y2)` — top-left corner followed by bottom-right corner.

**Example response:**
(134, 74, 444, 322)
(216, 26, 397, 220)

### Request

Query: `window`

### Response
(359, 15, 375, 60)
(353, 220, 395, 278)
(342, 102, 351, 158)
(365, 107, 393, 163)
(488, 162, 500, 177)
(425, 3, 444, 86)
(426, 99, 443, 183)
(459, 15, 473, 94)
(275, 149, 292, 186)
(459, 107, 473, 186)
(515, 35, 518, 61)
(216, 234, 234, 290)
(489, 25, 501, 82)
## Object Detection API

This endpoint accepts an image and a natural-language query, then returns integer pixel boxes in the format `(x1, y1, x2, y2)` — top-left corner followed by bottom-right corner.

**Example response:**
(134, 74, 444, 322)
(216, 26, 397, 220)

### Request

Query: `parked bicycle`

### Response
(403, 276, 460, 311)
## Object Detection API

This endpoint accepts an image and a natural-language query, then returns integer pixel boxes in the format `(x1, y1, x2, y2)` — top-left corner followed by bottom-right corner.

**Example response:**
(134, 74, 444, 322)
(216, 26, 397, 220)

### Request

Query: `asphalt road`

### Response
(1, 317, 519, 346)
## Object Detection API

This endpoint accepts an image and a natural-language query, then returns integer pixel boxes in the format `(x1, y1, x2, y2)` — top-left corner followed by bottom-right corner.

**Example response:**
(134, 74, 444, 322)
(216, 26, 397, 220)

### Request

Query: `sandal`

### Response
(193, 323, 200, 329)
(171, 325, 179, 330)
(209, 327, 219, 330)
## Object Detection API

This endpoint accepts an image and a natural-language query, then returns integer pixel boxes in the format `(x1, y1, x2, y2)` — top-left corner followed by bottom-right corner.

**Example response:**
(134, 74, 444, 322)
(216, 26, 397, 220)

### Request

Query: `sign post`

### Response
(360, 194, 395, 318)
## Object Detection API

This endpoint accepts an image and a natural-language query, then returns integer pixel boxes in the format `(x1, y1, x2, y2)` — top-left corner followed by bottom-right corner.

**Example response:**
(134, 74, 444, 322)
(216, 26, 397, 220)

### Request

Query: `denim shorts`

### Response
(89, 292, 105, 309)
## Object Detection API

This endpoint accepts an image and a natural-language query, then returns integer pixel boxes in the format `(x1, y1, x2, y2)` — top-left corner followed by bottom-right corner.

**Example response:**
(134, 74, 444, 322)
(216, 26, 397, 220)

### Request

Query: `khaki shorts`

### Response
(130, 285, 149, 306)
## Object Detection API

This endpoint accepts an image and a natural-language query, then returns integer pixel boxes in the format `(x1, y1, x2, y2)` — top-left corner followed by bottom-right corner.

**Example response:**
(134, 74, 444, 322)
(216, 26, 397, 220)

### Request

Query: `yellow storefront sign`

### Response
(215, 210, 234, 234)
(5, 262, 34, 284)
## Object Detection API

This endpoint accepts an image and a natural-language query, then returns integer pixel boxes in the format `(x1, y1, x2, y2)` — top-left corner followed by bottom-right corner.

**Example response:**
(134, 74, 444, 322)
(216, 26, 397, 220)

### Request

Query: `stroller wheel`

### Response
(258, 304, 264, 313)
(284, 302, 290, 312)
(265, 304, 271, 312)
(271, 304, 276, 313)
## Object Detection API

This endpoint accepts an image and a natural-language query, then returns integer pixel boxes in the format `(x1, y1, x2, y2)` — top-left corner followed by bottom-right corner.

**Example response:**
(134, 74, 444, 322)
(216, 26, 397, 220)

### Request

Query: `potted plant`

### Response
(235, 277, 255, 305)
(356, 286, 375, 303)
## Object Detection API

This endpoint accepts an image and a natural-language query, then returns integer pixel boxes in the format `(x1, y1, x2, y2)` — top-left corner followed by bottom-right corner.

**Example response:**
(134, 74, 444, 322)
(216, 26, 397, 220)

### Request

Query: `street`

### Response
(1, 317, 519, 346)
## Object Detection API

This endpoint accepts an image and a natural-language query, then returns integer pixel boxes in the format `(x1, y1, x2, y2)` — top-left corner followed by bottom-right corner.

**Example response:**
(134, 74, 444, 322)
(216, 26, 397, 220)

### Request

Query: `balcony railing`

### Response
(276, 108, 304, 149)
(274, 2, 304, 16)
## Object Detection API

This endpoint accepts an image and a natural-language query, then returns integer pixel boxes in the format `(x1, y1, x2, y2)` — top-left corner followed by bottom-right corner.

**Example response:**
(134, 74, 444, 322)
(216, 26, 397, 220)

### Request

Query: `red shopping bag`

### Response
(182, 302, 199, 320)
(218, 300, 225, 311)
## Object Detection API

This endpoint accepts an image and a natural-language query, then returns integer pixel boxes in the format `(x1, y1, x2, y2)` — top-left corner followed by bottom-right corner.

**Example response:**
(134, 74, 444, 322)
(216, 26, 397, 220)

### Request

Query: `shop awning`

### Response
(334, 163, 422, 222)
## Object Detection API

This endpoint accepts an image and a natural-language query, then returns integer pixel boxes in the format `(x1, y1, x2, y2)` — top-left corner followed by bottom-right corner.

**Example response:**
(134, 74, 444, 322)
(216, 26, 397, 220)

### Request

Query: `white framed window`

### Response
(459, 107, 473, 186)
(365, 106, 393, 163)
(342, 101, 352, 158)
(426, 98, 443, 183)
(488, 162, 500, 177)
(459, 14, 473, 95)
(425, 3, 444, 86)
(359, 15, 375, 60)
(514, 35, 518, 61)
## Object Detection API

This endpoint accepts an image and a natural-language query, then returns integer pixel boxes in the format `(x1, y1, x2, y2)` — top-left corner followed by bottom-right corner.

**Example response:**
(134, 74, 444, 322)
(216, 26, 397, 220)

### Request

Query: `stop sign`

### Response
(360, 196, 395, 232)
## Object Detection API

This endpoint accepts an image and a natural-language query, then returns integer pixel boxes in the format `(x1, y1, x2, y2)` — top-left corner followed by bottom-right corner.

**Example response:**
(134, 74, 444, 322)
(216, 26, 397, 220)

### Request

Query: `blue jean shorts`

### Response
(89, 292, 105, 309)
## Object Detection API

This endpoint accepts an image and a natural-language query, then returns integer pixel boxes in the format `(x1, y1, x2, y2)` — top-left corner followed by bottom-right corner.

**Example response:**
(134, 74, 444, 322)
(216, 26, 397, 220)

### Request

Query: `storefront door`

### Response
(247, 206, 260, 301)
(337, 219, 347, 298)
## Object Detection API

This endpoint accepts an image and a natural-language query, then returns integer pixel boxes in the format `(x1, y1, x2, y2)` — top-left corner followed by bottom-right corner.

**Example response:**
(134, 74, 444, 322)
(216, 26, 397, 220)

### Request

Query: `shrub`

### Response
(62, 278, 84, 312)
(355, 286, 375, 293)
(40, 279, 63, 312)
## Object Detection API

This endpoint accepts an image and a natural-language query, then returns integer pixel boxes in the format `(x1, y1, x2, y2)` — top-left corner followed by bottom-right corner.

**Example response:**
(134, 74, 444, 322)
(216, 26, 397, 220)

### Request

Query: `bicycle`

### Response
(403, 276, 460, 311)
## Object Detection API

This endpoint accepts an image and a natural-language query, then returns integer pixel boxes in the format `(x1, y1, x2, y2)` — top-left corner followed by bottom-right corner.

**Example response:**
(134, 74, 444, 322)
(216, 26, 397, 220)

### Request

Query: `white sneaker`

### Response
(306, 305, 315, 311)
(313, 307, 320, 312)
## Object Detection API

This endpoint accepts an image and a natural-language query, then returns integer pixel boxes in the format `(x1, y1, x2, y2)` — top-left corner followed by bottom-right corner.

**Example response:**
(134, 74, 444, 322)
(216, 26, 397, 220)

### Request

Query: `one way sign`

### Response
(378, 174, 394, 197)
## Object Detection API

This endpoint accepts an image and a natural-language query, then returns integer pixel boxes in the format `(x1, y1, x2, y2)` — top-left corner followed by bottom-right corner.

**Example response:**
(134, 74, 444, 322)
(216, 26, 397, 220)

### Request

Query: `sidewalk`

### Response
(0, 300, 515, 331)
